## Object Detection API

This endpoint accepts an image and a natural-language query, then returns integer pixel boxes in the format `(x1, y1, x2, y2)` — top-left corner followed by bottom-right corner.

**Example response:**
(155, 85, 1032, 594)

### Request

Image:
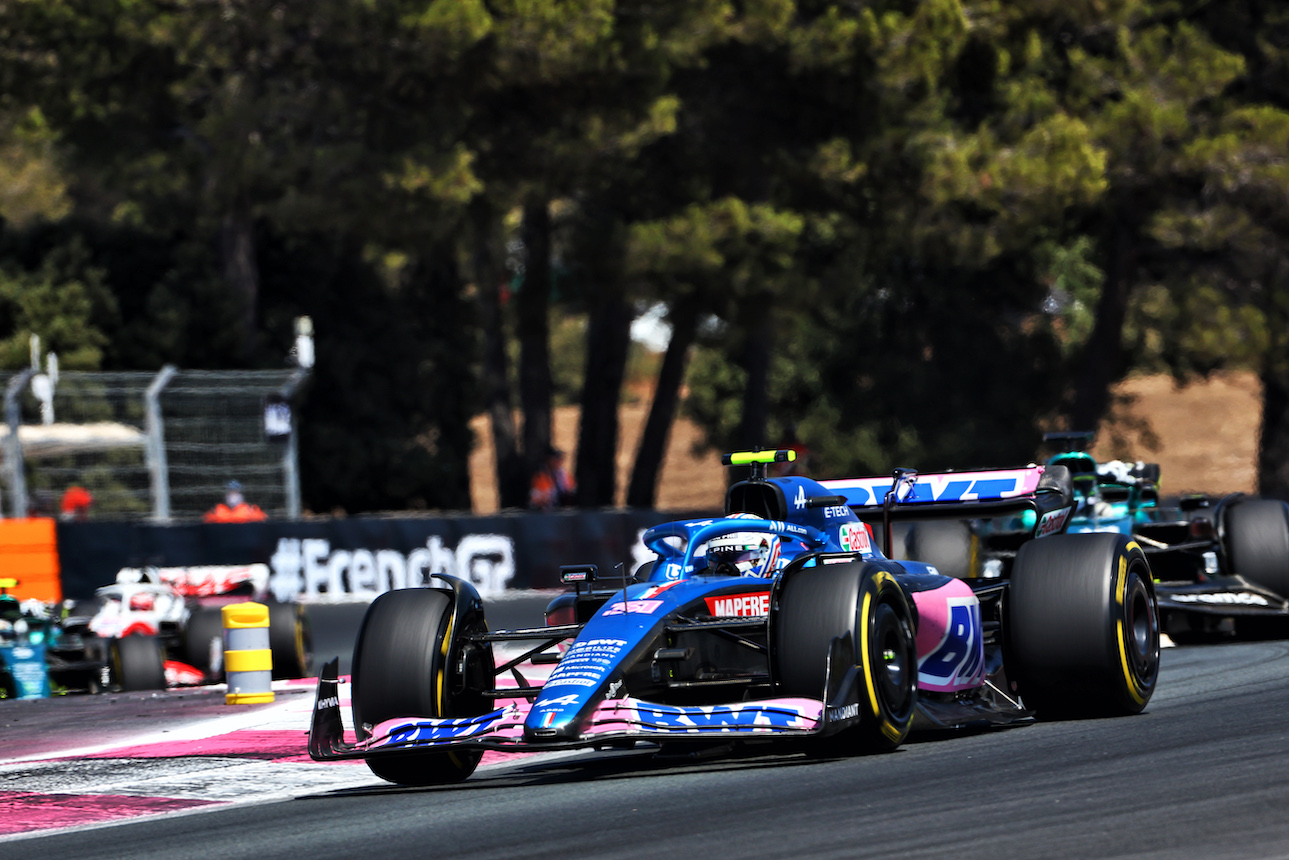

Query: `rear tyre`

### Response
(184, 607, 225, 677)
(111, 635, 167, 692)
(905, 520, 975, 578)
(267, 601, 311, 679)
(1224, 499, 1289, 598)
(353, 587, 492, 785)
(1007, 533, 1159, 718)
(774, 561, 917, 754)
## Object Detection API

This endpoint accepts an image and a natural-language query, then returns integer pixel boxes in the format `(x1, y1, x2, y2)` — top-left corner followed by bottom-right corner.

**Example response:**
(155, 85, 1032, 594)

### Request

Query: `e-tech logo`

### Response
(268, 534, 515, 600)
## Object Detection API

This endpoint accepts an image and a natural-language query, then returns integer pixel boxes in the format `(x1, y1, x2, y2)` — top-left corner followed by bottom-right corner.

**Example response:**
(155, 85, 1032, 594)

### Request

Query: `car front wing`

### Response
(307, 659, 827, 761)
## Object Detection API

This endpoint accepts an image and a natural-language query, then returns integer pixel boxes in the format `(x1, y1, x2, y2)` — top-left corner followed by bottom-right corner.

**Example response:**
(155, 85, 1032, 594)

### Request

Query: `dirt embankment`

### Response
(469, 371, 1261, 514)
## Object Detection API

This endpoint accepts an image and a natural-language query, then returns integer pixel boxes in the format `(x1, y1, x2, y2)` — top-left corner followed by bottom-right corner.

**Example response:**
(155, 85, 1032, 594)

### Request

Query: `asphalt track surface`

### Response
(6, 614, 1289, 858)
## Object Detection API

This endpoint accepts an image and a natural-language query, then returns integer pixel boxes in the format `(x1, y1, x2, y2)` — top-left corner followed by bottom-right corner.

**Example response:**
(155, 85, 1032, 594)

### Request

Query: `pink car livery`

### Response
(310, 450, 1161, 786)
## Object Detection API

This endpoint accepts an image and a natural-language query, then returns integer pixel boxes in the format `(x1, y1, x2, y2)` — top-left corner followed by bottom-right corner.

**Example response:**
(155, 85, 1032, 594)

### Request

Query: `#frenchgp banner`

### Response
(55, 510, 696, 601)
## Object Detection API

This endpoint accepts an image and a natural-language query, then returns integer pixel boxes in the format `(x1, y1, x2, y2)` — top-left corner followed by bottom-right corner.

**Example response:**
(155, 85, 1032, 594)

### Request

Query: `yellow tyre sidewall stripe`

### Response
(1115, 548, 1148, 706)
(859, 571, 904, 743)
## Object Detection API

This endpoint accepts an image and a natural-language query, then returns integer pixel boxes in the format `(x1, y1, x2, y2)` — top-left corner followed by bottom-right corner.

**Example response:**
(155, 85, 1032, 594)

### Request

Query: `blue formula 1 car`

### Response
(309, 450, 1161, 785)
(1043, 432, 1289, 639)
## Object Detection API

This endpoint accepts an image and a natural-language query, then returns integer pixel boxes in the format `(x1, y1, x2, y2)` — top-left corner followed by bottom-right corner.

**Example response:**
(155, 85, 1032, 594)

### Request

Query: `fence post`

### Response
(279, 368, 309, 520)
(146, 364, 178, 522)
(4, 369, 34, 519)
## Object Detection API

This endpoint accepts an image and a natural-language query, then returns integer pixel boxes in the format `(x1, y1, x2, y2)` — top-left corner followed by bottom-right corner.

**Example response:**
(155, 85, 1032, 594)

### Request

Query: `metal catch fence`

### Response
(1, 367, 306, 522)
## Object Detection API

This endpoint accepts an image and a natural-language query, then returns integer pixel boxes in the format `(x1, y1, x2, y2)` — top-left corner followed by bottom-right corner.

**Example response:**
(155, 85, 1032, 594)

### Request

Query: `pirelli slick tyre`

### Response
(184, 607, 225, 676)
(352, 587, 492, 786)
(773, 561, 917, 754)
(111, 634, 167, 692)
(267, 601, 311, 679)
(1224, 499, 1289, 599)
(1006, 533, 1159, 718)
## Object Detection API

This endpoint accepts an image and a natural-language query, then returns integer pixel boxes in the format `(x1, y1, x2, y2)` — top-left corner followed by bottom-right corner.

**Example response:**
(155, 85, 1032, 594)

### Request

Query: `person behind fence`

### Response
(59, 486, 93, 521)
(530, 446, 576, 510)
(205, 480, 267, 522)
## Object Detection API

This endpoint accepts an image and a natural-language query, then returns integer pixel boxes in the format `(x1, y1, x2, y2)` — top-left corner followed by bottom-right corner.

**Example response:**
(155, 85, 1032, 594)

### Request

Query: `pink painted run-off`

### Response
(80, 729, 337, 764)
(0, 791, 219, 836)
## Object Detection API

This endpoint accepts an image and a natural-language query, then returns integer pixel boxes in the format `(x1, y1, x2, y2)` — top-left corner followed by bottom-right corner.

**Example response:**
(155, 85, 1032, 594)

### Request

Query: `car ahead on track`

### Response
(310, 450, 1161, 786)
(1042, 431, 1289, 639)
(0, 578, 167, 698)
(80, 565, 311, 686)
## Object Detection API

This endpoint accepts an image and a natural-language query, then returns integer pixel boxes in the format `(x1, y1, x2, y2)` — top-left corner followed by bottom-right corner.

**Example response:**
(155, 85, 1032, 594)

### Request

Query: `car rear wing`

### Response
(819, 465, 1075, 546)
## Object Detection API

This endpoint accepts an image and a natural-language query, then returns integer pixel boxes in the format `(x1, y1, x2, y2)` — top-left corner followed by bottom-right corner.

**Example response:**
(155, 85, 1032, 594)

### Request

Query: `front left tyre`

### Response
(352, 586, 492, 785)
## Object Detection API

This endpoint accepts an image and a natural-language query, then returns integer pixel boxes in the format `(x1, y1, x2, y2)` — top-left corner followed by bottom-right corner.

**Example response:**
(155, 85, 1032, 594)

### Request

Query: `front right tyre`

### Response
(773, 560, 917, 753)
(1006, 532, 1159, 718)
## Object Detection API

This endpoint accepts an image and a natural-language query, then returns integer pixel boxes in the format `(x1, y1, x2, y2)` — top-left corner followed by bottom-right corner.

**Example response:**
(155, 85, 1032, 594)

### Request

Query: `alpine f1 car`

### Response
(309, 450, 1160, 785)
(1043, 431, 1289, 639)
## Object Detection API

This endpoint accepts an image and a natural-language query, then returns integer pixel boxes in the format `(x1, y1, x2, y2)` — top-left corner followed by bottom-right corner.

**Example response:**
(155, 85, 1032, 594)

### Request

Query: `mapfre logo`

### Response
(705, 592, 771, 617)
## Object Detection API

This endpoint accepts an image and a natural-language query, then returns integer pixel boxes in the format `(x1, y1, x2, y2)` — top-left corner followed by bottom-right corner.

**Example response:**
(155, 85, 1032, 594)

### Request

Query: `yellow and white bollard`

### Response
(222, 602, 275, 704)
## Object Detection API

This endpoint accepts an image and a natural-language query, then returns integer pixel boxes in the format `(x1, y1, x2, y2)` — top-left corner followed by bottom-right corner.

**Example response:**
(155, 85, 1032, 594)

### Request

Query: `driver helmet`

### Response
(707, 532, 781, 578)
(129, 592, 156, 612)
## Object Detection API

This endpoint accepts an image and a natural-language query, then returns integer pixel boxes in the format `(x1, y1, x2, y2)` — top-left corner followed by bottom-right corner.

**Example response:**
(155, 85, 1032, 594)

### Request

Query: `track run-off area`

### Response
(3, 610, 1289, 859)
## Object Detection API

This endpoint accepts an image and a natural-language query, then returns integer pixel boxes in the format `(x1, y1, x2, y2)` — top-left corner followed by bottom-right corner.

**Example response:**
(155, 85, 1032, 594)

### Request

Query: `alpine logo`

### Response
(705, 592, 771, 617)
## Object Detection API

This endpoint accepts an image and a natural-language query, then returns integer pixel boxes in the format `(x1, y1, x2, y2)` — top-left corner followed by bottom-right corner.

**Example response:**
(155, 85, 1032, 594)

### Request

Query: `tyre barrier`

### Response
(222, 602, 274, 705)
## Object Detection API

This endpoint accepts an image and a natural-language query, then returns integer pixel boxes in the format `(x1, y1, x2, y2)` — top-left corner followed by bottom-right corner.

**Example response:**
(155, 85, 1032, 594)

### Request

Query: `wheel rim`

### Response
(1124, 571, 1159, 684)
(872, 603, 914, 716)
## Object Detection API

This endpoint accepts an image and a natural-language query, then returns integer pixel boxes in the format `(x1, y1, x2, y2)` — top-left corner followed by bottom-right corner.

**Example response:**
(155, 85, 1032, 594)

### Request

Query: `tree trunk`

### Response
(411, 246, 473, 510)
(518, 198, 554, 500)
(627, 298, 698, 509)
(220, 203, 259, 362)
(472, 203, 527, 509)
(1069, 222, 1136, 430)
(737, 303, 774, 449)
(576, 287, 632, 507)
(1258, 362, 1289, 501)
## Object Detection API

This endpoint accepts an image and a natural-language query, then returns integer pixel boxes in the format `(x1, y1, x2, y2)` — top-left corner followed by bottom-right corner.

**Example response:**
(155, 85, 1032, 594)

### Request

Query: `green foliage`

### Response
(2, 0, 1289, 511)
(0, 108, 72, 227)
(0, 235, 115, 369)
